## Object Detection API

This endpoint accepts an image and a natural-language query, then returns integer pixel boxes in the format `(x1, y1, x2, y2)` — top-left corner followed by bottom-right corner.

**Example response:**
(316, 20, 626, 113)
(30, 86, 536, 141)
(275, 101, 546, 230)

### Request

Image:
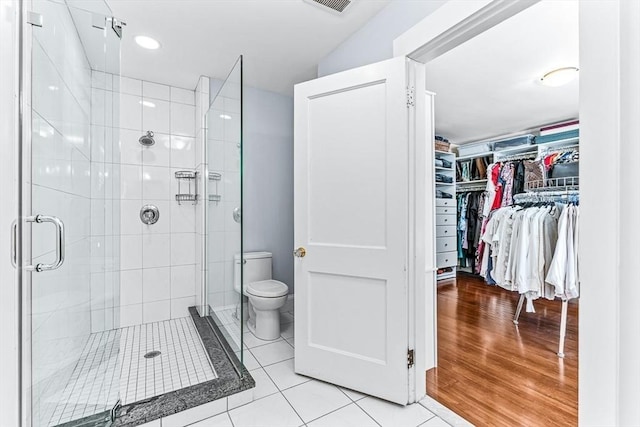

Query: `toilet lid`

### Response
(246, 280, 288, 298)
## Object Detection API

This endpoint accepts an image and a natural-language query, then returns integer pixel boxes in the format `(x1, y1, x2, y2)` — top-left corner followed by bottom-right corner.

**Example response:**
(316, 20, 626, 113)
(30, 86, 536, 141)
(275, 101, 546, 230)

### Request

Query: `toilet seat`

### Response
(246, 280, 288, 298)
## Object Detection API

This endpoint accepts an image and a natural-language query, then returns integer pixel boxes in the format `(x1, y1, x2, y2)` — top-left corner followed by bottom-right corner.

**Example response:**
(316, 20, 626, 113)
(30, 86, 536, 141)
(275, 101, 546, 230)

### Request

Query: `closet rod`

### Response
(456, 185, 486, 193)
(540, 144, 580, 155)
(495, 152, 538, 162)
(513, 190, 579, 203)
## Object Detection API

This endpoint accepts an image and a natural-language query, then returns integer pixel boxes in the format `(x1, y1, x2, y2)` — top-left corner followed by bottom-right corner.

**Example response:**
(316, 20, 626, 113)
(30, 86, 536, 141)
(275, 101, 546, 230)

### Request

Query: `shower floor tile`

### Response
(48, 317, 217, 427)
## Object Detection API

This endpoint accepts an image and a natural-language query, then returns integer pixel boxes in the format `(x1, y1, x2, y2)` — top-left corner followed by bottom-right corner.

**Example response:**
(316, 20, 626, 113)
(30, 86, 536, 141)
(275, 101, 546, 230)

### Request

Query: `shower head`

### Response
(139, 131, 155, 146)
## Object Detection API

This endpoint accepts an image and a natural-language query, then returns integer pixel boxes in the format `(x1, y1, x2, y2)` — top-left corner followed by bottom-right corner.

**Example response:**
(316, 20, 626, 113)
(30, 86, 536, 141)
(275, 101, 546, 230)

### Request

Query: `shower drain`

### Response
(144, 350, 162, 359)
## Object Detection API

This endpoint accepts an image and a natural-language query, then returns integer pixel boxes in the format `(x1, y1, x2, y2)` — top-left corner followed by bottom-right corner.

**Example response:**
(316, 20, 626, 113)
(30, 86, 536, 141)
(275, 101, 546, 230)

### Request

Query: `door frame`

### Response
(0, 1, 22, 426)
(393, 0, 640, 424)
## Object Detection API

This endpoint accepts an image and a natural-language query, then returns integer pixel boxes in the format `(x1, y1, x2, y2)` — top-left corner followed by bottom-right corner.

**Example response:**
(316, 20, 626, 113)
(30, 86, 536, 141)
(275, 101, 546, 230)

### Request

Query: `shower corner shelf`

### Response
(175, 170, 199, 205)
(175, 170, 198, 180)
(176, 194, 199, 203)
(208, 171, 222, 203)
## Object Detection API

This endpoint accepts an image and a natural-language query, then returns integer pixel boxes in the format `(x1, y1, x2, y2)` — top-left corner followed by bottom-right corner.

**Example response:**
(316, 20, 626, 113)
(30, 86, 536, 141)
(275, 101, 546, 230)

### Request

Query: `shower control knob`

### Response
(293, 247, 306, 258)
(140, 205, 160, 225)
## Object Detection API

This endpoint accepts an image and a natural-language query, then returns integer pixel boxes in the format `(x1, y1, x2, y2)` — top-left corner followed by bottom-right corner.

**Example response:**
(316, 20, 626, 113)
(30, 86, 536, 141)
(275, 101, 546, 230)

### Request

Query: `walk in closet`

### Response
(424, 0, 580, 425)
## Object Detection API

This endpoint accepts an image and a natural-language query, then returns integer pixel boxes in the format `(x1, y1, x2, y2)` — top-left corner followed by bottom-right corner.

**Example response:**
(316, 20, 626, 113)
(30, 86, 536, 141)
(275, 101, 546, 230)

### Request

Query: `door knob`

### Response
(293, 247, 306, 258)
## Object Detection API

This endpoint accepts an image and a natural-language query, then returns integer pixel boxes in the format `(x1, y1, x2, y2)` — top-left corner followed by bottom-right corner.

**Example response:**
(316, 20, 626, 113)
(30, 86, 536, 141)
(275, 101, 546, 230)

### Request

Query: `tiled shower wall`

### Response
(90, 73, 199, 330)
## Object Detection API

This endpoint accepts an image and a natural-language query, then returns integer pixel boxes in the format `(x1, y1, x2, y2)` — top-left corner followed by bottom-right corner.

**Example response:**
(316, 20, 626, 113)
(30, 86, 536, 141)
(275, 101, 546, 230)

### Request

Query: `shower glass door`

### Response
(204, 56, 244, 370)
(22, 1, 121, 425)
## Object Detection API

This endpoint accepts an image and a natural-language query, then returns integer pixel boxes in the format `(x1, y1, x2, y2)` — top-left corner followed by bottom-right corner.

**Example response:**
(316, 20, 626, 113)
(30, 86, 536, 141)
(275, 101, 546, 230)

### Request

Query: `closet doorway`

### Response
(425, 1, 579, 425)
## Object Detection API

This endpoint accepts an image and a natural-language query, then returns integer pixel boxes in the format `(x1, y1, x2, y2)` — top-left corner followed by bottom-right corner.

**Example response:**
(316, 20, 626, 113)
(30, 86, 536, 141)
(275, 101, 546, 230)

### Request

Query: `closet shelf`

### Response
(435, 166, 454, 171)
(436, 182, 454, 186)
(537, 136, 580, 150)
(456, 152, 494, 161)
(435, 150, 452, 155)
(458, 179, 487, 185)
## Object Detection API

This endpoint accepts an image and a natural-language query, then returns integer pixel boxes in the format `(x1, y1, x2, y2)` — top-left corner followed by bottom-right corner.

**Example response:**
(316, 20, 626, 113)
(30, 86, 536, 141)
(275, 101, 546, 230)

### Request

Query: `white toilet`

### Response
(234, 252, 289, 340)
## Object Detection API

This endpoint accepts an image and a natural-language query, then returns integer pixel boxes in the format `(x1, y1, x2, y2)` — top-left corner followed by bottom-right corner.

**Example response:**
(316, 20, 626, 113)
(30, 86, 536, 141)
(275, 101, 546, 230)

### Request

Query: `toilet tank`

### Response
(234, 252, 273, 293)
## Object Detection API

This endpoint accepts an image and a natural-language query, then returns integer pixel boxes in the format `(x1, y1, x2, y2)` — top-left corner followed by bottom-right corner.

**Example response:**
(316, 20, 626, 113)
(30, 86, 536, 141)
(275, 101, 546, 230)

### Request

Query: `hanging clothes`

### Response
(480, 201, 580, 312)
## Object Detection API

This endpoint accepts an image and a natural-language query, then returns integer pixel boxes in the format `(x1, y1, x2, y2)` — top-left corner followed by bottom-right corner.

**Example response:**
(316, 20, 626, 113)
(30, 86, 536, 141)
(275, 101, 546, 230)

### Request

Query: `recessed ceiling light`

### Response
(135, 35, 160, 50)
(140, 100, 156, 108)
(219, 114, 232, 120)
(540, 67, 579, 87)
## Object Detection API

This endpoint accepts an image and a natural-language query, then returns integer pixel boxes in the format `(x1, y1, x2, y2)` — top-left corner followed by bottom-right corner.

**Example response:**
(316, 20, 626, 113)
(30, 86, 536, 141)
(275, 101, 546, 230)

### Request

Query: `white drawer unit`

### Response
(436, 214, 456, 226)
(436, 206, 455, 215)
(436, 236, 456, 253)
(435, 198, 455, 207)
(434, 149, 457, 280)
(435, 226, 455, 238)
(436, 251, 457, 268)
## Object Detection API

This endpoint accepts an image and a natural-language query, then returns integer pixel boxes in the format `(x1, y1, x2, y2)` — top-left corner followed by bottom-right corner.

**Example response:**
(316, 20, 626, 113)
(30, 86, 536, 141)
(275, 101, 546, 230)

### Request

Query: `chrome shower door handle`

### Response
(26, 215, 65, 272)
(11, 219, 17, 268)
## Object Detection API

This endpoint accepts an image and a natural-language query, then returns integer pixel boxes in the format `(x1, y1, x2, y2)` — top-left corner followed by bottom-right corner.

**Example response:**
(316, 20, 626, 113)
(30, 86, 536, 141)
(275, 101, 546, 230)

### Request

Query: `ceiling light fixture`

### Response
(219, 114, 232, 120)
(140, 100, 156, 108)
(135, 35, 160, 50)
(540, 67, 579, 87)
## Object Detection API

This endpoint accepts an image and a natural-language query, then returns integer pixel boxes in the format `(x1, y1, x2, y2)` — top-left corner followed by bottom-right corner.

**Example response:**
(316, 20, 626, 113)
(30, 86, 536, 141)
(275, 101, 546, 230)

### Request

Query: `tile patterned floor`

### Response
(147, 306, 473, 427)
(48, 317, 216, 426)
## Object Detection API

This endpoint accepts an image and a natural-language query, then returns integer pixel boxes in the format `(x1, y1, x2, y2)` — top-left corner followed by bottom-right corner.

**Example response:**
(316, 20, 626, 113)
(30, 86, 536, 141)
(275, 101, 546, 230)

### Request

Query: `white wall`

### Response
(91, 73, 199, 328)
(580, 1, 640, 425)
(317, 0, 445, 77)
(243, 87, 295, 290)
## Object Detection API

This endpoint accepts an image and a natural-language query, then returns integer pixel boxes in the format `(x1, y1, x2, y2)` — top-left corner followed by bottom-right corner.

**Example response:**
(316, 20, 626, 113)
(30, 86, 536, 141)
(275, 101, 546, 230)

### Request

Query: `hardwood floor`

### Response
(427, 274, 578, 427)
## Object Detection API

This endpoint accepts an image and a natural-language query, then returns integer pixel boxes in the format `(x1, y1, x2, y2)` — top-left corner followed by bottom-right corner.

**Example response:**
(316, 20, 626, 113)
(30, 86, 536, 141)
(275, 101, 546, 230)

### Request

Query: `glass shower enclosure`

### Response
(19, 0, 122, 425)
(202, 57, 245, 370)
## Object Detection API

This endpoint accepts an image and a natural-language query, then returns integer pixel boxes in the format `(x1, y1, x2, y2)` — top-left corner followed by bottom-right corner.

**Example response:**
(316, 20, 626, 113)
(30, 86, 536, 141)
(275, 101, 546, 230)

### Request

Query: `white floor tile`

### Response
(284, 337, 295, 348)
(162, 398, 228, 427)
(188, 412, 233, 427)
(238, 350, 260, 371)
(340, 386, 367, 402)
(228, 393, 303, 427)
(357, 397, 435, 427)
(249, 368, 279, 400)
(263, 359, 311, 391)
(282, 380, 351, 423)
(418, 396, 473, 427)
(280, 312, 294, 325)
(227, 388, 254, 411)
(243, 331, 283, 349)
(250, 340, 294, 367)
(307, 403, 379, 427)
(420, 417, 452, 427)
(280, 321, 294, 339)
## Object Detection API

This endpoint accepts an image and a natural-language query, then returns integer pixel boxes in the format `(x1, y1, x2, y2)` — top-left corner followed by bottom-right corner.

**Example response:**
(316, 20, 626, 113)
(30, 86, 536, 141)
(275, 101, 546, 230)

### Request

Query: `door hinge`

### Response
(407, 349, 415, 368)
(27, 12, 43, 27)
(406, 87, 415, 108)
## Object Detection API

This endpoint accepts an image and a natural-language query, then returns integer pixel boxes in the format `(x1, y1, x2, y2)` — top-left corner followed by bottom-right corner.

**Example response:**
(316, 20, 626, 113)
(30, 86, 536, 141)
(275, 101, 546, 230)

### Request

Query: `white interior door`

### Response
(293, 57, 413, 405)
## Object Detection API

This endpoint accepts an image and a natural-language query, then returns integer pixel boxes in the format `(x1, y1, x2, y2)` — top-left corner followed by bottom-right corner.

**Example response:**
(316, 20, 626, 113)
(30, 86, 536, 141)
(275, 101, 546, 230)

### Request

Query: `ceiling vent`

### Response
(305, 0, 352, 14)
